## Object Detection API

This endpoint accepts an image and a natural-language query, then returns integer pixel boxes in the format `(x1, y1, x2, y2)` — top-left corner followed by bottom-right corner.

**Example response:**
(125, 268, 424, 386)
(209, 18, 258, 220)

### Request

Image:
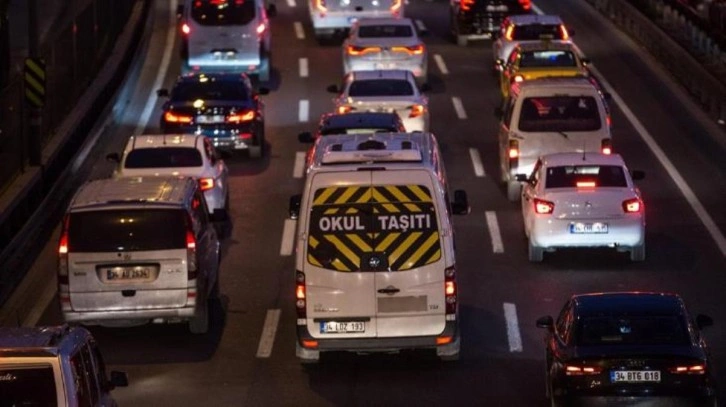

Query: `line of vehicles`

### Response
(0, 0, 719, 406)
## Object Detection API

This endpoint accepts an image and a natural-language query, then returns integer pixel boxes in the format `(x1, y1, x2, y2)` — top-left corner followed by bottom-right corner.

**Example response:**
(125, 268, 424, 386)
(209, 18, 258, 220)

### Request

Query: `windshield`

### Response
(546, 165, 627, 188)
(577, 315, 690, 346)
(191, 0, 256, 26)
(518, 96, 601, 132)
(125, 148, 203, 169)
(358, 25, 414, 38)
(512, 24, 564, 40)
(0, 365, 58, 406)
(519, 50, 577, 68)
(171, 81, 250, 102)
(348, 80, 414, 97)
(307, 185, 441, 272)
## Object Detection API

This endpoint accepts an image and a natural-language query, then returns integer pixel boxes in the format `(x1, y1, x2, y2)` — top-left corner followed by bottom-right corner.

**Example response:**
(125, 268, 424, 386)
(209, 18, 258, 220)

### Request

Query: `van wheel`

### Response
(630, 242, 646, 262)
(506, 181, 521, 202)
(528, 238, 544, 263)
(189, 294, 209, 334)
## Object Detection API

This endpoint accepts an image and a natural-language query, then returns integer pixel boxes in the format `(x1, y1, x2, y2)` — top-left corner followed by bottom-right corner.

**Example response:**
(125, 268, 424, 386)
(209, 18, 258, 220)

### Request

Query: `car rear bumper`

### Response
(531, 217, 645, 249)
(344, 58, 427, 79)
(161, 125, 262, 151)
(63, 306, 196, 325)
(311, 10, 403, 31)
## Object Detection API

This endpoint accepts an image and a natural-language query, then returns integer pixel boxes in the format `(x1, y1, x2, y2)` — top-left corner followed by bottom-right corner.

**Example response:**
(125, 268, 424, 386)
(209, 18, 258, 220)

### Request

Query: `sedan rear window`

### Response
(124, 148, 203, 169)
(512, 24, 564, 41)
(358, 25, 414, 38)
(348, 80, 414, 97)
(191, 0, 256, 26)
(68, 209, 188, 252)
(171, 81, 250, 102)
(518, 96, 601, 132)
(577, 315, 690, 346)
(519, 50, 577, 68)
(545, 165, 627, 188)
(0, 365, 58, 406)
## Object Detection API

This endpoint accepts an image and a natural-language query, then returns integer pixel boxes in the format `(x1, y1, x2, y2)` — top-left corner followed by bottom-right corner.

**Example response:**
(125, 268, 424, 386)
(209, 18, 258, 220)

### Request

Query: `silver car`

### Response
(327, 70, 429, 132)
(343, 18, 428, 84)
(492, 14, 571, 73)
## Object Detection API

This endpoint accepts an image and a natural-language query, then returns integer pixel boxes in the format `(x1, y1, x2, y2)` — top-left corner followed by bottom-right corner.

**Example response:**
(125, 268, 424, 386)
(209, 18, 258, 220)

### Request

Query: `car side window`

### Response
(555, 301, 573, 344)
(203, 139, 216, 163)
(89, 341, 110, 393)
(530, 159, 542, 187)
(70, 349, 94, 407)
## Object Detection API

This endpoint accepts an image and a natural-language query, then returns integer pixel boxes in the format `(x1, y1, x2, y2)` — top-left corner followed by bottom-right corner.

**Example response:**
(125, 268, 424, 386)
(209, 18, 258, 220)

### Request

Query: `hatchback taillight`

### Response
(296, 271, 306, 319)
(444, 266, 457, 318)
(508, 139, 519, 160)
(186, 230, 197, 279)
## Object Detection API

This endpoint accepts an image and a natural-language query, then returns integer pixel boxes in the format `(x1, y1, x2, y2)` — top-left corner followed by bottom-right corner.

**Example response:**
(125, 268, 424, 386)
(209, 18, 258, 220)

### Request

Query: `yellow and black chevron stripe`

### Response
(308, 185, 441, 272)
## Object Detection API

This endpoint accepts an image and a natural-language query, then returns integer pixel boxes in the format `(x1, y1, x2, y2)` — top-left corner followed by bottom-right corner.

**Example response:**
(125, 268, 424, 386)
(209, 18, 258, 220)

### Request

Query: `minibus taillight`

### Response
(58, 216, 69, 284)
(296, 271, 306, 318)
(601, 138, 612, 155)
(445, 266, 457, 317)
(182, 23, 191, 35)
(186, 229, 198, 280)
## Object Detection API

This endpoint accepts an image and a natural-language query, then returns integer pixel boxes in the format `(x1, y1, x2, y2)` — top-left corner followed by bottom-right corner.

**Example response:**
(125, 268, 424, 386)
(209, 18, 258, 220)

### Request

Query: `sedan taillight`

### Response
(565, 364, 602, 376)
(622, 198, 642, 213)
(408, 104, 425, 118)
(534, 198, 555, 215)
(347, 45, 381, 56)
(669, 364, 706, 374)
(164, 111, 193, 123)
(226, 110, 255, 123)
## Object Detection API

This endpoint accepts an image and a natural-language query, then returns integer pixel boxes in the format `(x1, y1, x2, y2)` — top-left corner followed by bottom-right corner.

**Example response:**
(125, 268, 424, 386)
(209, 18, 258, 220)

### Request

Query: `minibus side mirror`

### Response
(451, 189, 470, 215)
(536, 316, 554, 331)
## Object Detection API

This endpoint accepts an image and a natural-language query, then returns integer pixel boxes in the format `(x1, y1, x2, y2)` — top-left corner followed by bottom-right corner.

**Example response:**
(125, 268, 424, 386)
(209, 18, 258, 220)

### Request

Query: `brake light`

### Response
(565, 364, 602, 376)
(444, 266, 457, 317)
(256, 22, 266, 35)
(576, 181, 597, 188)
(347, 45, 381, 56)
(622, 198, 642, 213)
(505, 25, 514, 41)
(508, 139, 519, 160)
(337, 105, 354, 114)
(390, 0, 402, 12)
(601, 138, 612, 155)
(164, 111, 193, 123)
(409, 104, 425, 118)
(669, 364, 706, 374)
(518, 0, 531, 11)
(512, 75, 524, 83)
(182, 23, 191, 35)
(559, 24, 569, 40)
(226, 110, 255, 123)
(199, 178, 214, 191)
(534, 198, 555, 215)
(392, 45, 424, 55)
(58, 216, 69, 284)
(296, 271, 306, 318)
(460, 0, 474, 11)
(186, 229, 197, 279)
(315, 0, 327, 13)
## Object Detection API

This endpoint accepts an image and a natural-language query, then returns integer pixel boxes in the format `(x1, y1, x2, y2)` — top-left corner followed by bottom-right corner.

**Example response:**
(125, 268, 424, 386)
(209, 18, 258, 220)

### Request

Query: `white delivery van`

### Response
(289, 132, 470, 363)
(309, 0, 404, 42)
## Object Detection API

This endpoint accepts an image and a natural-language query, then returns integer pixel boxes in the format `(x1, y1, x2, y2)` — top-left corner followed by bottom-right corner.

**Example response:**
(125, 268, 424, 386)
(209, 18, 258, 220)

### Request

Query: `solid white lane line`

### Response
(503, 303, 523, 352)
(287, 0, 297, 7)
(299, 100, 309, 122)
(293, 151, 306, 179)
(299, 58, 309, 78)
(294, 22, 305, 40)
(256, 309, 282, 358)
(434, 54, 449, 75)
(452, 97, 467, 119)
(486, 211, 504, 253)
(280, 219, 297, 256)
(415, 19, 426, 32)
(469, 148, 486, 177)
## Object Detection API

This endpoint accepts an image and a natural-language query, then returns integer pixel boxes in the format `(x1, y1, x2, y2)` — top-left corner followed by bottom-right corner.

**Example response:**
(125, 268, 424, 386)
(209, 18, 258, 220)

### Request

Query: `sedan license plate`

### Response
(570, 222, 608, 234)
(101, 266, 155, 283)
(320, 321, 365, 334)
(610, 370, 661, 383)
(485, 4, 508, 11)
(196, 115, 225, 124)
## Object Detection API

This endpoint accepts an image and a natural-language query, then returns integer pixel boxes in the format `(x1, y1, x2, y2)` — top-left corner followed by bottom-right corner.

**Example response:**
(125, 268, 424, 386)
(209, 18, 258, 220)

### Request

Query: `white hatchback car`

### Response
(492, 14, 571, 73)
(107, 134, 229, 218)
(327, 70, 429, 132)
(517, 153, 645, 262)
(343, 18, 428, 84)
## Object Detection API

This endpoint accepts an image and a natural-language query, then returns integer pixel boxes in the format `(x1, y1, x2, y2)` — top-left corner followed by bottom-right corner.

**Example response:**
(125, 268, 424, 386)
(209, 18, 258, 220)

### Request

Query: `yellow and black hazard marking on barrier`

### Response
(308, 185, 441, 272)
(24, 58, 46, 108)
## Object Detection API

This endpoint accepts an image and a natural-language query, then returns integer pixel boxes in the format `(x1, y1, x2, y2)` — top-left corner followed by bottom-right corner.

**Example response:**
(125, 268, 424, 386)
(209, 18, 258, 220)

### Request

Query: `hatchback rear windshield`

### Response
(519, 50, 577, 68)
(191, 0, 256, 26)
(68, 209, 188, 252)
(348, 80, 414, 97)
(512, 24, 564, 40)
(358, 25, 414, 38)
(518, 96, 601, 132)
(124, 148, 203, 169)
(577, 315, 690, 346)
(0, 365, 57, 406)
(171, 81, 250, 102)
(546, 165, 627, 188)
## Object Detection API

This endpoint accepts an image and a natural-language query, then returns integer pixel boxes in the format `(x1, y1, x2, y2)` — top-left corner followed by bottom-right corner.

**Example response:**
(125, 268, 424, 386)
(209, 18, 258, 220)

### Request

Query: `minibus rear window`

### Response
(518, 96, 601, 132)
(191, 0, 256, 26)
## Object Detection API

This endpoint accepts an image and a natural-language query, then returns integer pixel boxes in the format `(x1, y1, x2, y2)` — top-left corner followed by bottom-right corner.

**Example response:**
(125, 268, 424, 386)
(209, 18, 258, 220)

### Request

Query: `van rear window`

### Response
(68, 209, 187, 252)
(518, 96, 601, 132)
(191, 0, 256, 26)
(0, 365, 58, 406)
(307, 185, 441, 272)
(358, 25, 413, 38)
(124, 147, 203, 169)
(348, 80, 414, 97)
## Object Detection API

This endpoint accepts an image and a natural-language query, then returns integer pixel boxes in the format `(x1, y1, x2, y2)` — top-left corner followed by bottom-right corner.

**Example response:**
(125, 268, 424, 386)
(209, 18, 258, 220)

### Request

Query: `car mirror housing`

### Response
(289, 194, 302, 219)
(298, 132, 314, 143)
(105, 152, 121, 163)
(326, 84, 339, 93)
(536, 316, 554, 330)
(156, 89, 170, 98)
(696, 314, 714, 329)
(451, 189, 470, 215)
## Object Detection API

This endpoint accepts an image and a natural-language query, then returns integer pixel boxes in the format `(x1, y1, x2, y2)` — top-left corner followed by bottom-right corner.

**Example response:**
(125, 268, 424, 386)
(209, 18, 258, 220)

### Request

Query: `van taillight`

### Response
(295, 271, 306, 319)
(182, 23, 191, 35)
(508, 139, 519, 161)
(58, 218, 69, 284)
(445, 266, 457, 318)
(186, 230, 197, 279)
(601, 138, 612, 155)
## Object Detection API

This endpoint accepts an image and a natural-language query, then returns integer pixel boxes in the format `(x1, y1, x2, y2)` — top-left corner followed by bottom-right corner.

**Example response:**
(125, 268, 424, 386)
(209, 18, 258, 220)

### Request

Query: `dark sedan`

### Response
(298, 111, 407, 143)
(158, 73, 268, 158)
(537, 292, 717, 407)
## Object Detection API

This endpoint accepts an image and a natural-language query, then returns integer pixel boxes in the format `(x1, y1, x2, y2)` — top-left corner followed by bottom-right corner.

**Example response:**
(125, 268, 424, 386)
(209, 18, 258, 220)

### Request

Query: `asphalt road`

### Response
(26, 0, 726, 405)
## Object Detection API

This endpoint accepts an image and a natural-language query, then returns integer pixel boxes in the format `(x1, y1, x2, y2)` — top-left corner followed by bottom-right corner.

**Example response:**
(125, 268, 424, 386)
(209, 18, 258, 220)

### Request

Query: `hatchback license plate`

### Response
(570, 222, 608, 234)
(485, 4, 508, 11)
(320, 321, 365, 334)
(610, 370, 661, 383)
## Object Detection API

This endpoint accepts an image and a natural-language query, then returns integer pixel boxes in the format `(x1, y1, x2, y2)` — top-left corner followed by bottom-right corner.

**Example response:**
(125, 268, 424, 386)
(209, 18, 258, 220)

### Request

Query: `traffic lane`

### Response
(537, 0, 726, 236)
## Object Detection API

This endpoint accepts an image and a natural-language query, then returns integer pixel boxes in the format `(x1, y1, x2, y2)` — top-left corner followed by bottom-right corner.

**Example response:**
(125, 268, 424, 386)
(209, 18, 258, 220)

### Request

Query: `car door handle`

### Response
(377, 287, 400, 295)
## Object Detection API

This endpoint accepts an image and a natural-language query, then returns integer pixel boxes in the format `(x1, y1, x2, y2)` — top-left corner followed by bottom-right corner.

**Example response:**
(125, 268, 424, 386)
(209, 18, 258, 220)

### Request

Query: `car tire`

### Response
(630, 242, 645, 262)
(438, 352, 459, 362)
(528, 238, 544, 263)
(506, 180, 521, 202)
(248, 131, 264, 159)
(189, 292, 209, 334)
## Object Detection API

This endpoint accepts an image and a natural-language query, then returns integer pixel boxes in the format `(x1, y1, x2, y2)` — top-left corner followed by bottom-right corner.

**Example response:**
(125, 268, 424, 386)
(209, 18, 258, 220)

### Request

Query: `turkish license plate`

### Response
(320, 321, 365, 334)
(196, 115, 225, 124)
(485, 4, 508, 11)
(610, 370, 661, 383)
(101, 266, 155, 283)
(570, 222, 608, 234)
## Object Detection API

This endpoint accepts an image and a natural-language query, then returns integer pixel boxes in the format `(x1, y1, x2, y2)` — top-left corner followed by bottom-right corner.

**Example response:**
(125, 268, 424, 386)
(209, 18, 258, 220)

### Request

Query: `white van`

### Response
(178, 0, 276, 82)
(289, 132, 470, 363)
(496, 76, 612, 201)
(309, 0, 404, 42)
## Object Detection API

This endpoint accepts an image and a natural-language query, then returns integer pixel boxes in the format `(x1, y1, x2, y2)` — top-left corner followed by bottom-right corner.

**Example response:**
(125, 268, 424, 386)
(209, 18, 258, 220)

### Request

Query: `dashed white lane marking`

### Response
(256, 309, 282, 358)
(280, 219, 297, 256)
(287, 0, 297, 7)
(469, 148, 485, 177)
(299, 58, 309, 78)
(485, 211, 504, 253)
(503, 303, 523, 352)
(294, 22, 305, 40)
(299, 100, 309, 122)
(293, 151, 306, 179)
(415, 19, 426, 32)
(452, 97, 467, 119)
(434, 54, 449, 75)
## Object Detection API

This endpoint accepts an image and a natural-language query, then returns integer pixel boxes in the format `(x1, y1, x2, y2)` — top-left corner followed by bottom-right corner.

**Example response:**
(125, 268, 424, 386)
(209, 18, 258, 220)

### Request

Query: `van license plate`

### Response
(102, 266, 154, 283)
(570, 222, 608, 234)
(320, 321, 365, 333)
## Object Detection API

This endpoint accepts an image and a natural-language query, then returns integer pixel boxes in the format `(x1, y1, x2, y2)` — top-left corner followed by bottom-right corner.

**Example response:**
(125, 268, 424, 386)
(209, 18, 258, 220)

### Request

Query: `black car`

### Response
(537, 292, 717, 407)
(449, 0, 531, 46)
(298, 111, 407, 143)
(158, 73, 269, 158)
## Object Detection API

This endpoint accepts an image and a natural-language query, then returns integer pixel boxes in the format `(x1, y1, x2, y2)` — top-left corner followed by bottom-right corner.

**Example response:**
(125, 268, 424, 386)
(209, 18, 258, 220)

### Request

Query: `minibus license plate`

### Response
(320, 321, 365, 333)
(103, 266, 154, 282)
(610, 370, 660, 383)
(570, 222, 608, 234)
